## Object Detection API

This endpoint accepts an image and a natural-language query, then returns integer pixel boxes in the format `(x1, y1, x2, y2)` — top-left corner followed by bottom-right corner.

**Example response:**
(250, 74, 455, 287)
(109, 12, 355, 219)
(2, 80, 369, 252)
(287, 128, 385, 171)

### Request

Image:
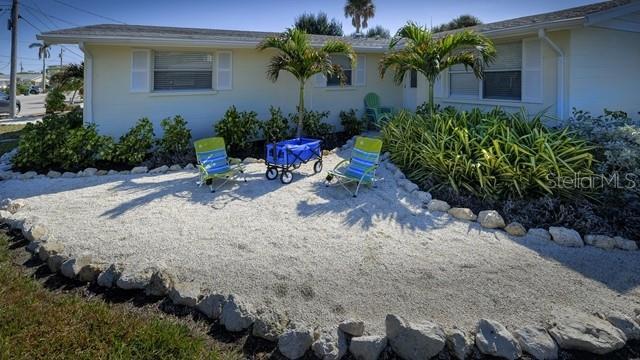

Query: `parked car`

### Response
(0, 92, 21, 114)
(29, 86, 41, 95)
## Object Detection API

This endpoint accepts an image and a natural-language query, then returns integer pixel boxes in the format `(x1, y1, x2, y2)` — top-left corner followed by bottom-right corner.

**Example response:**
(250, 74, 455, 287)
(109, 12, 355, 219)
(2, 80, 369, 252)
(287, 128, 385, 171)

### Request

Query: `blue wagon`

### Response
(265, 137, 323, 184)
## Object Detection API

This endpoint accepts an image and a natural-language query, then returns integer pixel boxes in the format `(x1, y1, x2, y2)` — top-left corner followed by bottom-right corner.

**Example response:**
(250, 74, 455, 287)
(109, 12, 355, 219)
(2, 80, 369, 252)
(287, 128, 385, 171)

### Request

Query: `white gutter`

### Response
(538, 29, 565, 119)
(78, 42, 93, 124)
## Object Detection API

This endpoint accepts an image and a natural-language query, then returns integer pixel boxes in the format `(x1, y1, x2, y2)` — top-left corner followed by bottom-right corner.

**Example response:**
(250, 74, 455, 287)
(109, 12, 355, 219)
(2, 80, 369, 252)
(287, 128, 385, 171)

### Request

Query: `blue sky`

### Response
(0, 0, 599, 73)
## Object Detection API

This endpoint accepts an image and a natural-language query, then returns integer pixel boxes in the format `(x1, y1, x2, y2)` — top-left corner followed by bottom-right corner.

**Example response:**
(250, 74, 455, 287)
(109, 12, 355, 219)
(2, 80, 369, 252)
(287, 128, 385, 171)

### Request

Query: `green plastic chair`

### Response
(194, 137, 246, 192)
(325, 136, 383, 197)
(364, 93, 395, 127)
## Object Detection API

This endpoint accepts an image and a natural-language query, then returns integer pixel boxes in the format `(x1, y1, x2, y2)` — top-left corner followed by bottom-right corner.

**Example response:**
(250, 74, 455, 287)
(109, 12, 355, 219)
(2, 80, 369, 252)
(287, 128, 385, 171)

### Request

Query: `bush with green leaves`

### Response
(13, 112, 113, 171)
(339, 109, 365, 137)
(214, 106, 260, 152)
(382, 108, 595, 200)
(289, 109, 333, 138)
(45, 88, 67, 114)
(261, 106, 290, 143)
(112, 117, 155, 166)
(158, 115, 192, 159)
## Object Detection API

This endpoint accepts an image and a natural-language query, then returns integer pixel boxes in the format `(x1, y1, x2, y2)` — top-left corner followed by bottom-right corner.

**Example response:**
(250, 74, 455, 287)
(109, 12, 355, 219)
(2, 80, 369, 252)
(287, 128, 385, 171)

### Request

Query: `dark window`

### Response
(327, 70, 352, 86)
(410, 69, 417, 88)
(483, 71, 521, 100)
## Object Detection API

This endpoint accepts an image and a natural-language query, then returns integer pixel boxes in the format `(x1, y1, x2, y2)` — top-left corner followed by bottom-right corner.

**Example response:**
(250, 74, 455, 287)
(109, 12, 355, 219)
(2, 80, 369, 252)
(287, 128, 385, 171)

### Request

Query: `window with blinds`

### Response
(327, 55, 352, 86)
(449, 64, 478, 97)
(153, 51, 213, 91)
(483, 42, 522, 100)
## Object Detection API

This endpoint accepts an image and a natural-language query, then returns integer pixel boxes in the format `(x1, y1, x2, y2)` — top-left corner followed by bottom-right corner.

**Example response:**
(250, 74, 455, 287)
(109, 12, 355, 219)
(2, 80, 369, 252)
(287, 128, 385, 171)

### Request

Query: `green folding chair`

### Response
(325, 136, 383, 197)
(364, 93, 395, 128)
(194, 137, 246, 192)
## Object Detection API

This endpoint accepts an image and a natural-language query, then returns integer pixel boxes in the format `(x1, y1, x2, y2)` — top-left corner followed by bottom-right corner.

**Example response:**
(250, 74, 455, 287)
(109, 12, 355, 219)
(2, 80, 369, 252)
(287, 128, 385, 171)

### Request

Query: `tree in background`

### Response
(365, 25, 390, 38)
(258, 28, 355, 138)
(51, 63, 84, 104)
(432, 14, 482, 33)
(28, 42, 51, 92)
(294, 12, 343, 36)
(379, 22, 495, 114)
(344, 0, 375, 35)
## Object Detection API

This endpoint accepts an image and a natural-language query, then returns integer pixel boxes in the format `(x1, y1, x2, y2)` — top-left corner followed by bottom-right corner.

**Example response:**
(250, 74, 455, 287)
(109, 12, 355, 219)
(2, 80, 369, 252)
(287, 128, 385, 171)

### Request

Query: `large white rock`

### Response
(549, 227, 584, 247)
(278, 324, 314, 359)
(38, 241, 64, 261)
(505, 222, 527, 236)
(399, 179, 418, 193)
(168, 281, 200, 307)
(131, 166, 148, 174)
(548, 313, 627, 354)
(97, 264, 122, 288)
(528, 228, 551, 242)
(475, 319, 522, 360)
(385, 314, 446, 360)
(447, 207, 477, 221)
(338, 319, 365, 337)
(584, 234, 616, 250)
(21, 171, 37, 180)
(82, 167, 98, 176)
(477, 210, 506, 229)
(184, 163, 196, 171)
(46, 170, 61, 178)
(77, 263, 104, 283)
(107, 170, 119, 175)
(47, 254, 67, 273)
(149, 165, 169, 174)
(446, 329, 473, 360)
(614, 236, 638, 251)
(312, 327, 347, 360)
(427, 199, 450, 212)
(22, 222, 47, 242)
(60, 255, 92, 279)
(513, 326, 558, 360)
(116, 267, 153, 290)
(145, 269, 174, 297)
(350, 335, 387, 360)
(220, 295, 255, 332)
(252, 309, 288, 342)
(196, 293, 226, 320)
(606, 312, 640, 340)
(1, 198, 26, 214)
(61, 171, 76, 178)
(414, 191, 432, 205)
(169, 164, 182, 171)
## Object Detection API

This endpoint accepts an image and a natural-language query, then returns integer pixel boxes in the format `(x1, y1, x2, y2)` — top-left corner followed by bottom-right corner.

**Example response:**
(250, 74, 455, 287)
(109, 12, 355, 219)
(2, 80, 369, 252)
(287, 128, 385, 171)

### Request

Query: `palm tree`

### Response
(29, 42, 51, 92)
(379, 22, 496, 114)
(365, 25, 390, 39)
(294, 12, 343, 36)
(257, 28, 355, 138)
(344, 0, 375, 35)
(51, 63, 84, 104)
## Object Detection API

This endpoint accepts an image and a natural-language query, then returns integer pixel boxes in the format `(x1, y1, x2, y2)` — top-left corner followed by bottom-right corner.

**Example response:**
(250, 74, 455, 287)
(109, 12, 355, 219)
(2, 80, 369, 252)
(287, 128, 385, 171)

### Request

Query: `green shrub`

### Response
(13, 112, 113, 171)
(45, 88, 66, 114)
(382, 108, 595, 200)
(261, 106, 291, 143)
(339, 109, 365, 137)
(290, 109, 333, 138)
(112, 118, 155, 165)
(214, 106, 259, 152)
(158, 115, 192, 158)
(17, 83, 29, 96)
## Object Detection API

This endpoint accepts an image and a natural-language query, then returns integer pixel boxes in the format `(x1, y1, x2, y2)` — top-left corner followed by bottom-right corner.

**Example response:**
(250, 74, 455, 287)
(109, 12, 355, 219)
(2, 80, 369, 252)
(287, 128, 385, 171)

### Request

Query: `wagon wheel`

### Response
(265, 166, 278, 180)
(292, 163, 301, 170)
(313, 160, 323, 174)
(280, 170, 293, 184)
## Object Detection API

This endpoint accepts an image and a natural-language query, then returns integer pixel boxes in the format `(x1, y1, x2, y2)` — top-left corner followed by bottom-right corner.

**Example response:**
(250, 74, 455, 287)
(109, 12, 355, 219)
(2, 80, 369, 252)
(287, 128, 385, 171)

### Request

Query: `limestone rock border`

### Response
(1, 137, 639, 359)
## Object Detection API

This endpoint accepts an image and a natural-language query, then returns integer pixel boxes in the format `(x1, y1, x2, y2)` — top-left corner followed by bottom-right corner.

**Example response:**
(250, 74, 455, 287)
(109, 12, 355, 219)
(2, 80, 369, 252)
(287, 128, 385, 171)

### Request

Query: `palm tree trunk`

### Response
(296, 80, 305, 138)
(41, 58, 46, 93)
(71, 89, 77, 104)
(428, 80, 435, 115)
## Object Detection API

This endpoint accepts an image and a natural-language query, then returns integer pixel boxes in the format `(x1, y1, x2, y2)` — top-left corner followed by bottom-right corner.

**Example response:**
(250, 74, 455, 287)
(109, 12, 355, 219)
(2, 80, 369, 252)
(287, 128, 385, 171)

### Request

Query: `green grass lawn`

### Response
(0, 124, 24, 157)
(0, 231, 241, 360)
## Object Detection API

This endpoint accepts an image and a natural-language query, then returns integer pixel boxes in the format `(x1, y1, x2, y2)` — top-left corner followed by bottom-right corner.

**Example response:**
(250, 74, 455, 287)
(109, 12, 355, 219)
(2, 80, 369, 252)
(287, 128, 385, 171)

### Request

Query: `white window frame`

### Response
(327, 55, 353, 87)
(130, 49, 150, 93)
(448, 66, 479, 99)
(216, 51, 233, 90)
(354, 55, 366, 86)
(482, 42, 523, 101)
(152, 50, 215, 92)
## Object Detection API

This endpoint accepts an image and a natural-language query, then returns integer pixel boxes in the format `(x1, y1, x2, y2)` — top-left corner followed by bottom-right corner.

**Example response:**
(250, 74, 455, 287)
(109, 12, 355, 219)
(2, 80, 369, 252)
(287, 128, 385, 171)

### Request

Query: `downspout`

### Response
(538, 29, 565, 120)
(78, 41, 93, 124)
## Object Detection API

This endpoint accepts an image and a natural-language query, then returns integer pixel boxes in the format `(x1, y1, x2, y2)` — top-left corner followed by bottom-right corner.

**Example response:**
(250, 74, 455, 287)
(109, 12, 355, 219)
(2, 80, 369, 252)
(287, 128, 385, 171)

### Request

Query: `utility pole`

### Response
(8, 0, 18, 118)
(59, 48, 64, 67)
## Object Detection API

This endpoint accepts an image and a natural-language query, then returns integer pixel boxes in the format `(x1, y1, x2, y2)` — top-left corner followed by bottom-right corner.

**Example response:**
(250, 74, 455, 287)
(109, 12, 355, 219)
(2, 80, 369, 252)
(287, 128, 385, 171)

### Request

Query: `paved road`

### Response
(0, 93, 81, 125)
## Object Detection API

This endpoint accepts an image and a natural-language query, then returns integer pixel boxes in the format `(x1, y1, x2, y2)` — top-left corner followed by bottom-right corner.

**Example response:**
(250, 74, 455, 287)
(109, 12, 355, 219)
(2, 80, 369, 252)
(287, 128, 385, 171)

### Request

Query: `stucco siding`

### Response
(86, 44, 401, 138)
(568, 27, 640, 118)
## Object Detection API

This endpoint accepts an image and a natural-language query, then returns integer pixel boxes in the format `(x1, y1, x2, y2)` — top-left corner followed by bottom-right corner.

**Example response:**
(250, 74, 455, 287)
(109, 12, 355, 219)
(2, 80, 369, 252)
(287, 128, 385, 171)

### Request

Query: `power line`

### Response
(21, 1, 79, 27)
(52, 0, 126, 24)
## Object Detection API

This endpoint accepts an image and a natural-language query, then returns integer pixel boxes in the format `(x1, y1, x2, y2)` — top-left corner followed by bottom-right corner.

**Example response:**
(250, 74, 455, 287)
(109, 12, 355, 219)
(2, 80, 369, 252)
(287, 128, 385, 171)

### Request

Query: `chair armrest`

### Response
(331, 159, 350, 172)
(380, 106, 395, 113)
(197, 164, 208, 175)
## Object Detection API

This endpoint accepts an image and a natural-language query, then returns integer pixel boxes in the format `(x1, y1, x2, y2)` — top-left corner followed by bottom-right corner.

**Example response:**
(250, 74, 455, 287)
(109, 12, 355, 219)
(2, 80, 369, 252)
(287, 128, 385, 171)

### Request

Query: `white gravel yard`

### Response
(2, 149, 640, 334)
